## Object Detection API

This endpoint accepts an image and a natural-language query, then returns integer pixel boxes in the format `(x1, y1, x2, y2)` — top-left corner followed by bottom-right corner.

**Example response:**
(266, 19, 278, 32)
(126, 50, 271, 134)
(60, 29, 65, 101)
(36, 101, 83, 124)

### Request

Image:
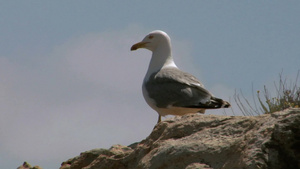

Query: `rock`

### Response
(17, 162, 32, 169)
(60, 145, 133, 169)
(60, 108, 300, 169)
(17, 162, 42, 169)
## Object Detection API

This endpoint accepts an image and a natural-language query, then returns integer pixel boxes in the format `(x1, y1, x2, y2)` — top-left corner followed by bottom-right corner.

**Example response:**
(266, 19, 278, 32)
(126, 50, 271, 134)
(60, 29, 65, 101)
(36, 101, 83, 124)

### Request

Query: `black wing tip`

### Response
(182, 98, 231, 109)
(213, 97, 231, 108)
(222, 101, 231, 108)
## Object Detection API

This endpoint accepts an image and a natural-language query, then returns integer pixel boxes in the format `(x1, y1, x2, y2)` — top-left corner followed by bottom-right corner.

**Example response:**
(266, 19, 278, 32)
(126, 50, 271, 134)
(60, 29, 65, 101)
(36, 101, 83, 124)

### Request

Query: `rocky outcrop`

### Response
(60, 108, 300, 169)
(17, 162, 42, 169)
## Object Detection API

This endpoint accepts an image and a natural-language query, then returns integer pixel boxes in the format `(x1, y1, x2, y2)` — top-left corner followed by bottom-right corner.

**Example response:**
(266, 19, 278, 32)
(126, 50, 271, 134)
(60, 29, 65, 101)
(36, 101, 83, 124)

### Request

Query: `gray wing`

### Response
(145, 68, 214, 108)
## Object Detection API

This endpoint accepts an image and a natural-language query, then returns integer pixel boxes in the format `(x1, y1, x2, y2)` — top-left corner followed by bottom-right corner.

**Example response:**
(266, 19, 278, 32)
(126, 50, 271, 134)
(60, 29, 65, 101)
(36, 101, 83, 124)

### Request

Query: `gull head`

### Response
(131, 30, 171, 52)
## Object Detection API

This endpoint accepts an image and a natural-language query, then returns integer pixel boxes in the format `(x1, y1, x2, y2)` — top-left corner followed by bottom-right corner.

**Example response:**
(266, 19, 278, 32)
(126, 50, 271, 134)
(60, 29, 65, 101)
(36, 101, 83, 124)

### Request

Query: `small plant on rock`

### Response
(234, 71, 300, 115)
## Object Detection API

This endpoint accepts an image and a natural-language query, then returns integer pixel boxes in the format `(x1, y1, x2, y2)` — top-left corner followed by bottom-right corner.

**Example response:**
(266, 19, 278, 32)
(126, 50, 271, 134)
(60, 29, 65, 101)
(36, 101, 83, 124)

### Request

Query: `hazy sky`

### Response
(1, 1, 299, 168)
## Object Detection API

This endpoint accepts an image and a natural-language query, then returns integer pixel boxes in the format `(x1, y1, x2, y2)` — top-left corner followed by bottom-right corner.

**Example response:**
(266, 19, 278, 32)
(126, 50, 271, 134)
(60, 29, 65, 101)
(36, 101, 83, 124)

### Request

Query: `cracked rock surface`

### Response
(60, 108, 300, 169)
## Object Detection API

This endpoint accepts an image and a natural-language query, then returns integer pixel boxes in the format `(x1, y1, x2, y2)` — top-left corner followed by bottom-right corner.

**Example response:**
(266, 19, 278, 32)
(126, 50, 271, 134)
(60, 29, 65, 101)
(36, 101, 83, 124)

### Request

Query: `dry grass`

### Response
(234, 71, 300, 115)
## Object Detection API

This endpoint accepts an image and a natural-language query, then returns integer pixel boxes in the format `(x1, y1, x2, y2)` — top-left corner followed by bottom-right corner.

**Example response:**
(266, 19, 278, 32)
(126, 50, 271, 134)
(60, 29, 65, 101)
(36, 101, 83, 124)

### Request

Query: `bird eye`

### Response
(148, 35, 154, 39)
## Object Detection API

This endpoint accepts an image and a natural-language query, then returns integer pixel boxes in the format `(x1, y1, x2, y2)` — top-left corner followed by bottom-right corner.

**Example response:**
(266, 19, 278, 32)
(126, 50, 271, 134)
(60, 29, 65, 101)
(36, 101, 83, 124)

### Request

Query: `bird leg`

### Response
(157, 115, 161, 123)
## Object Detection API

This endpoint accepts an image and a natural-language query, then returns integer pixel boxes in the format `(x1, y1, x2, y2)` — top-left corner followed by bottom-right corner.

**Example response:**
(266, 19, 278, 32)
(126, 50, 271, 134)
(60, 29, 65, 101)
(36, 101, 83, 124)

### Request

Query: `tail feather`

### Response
(183, 97, 231, 109)
(211, 97, 231, 108)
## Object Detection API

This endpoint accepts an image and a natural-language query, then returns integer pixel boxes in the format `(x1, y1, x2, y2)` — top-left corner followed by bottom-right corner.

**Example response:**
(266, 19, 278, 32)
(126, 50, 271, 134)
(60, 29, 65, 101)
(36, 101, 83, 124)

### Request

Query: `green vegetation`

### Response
(234, 71, 300, 115)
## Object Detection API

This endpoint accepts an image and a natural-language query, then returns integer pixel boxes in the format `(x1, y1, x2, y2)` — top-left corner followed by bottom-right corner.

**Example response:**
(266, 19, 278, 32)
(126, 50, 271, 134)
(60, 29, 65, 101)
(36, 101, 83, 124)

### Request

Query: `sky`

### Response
(1, 1, 299, 168)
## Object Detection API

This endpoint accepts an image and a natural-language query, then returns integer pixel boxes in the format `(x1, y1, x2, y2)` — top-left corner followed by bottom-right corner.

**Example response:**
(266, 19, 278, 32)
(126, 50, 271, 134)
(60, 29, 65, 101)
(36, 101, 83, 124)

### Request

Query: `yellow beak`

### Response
(130, 42, 149, 51)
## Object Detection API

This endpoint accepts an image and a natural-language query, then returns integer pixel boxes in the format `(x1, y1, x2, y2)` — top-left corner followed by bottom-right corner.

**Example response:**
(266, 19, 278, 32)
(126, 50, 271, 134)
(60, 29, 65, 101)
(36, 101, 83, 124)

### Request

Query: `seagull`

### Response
(131, 30, 230, 123)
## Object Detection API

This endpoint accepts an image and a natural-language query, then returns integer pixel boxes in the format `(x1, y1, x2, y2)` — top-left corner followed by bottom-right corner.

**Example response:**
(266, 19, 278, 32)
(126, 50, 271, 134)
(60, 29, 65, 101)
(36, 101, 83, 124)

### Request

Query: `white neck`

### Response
(144, 44, 177, 81)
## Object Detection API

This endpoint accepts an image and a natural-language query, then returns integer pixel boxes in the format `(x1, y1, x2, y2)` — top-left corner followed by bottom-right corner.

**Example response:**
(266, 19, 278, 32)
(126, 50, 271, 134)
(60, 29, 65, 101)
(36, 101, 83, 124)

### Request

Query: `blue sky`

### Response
(1, 1, 299, 168)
